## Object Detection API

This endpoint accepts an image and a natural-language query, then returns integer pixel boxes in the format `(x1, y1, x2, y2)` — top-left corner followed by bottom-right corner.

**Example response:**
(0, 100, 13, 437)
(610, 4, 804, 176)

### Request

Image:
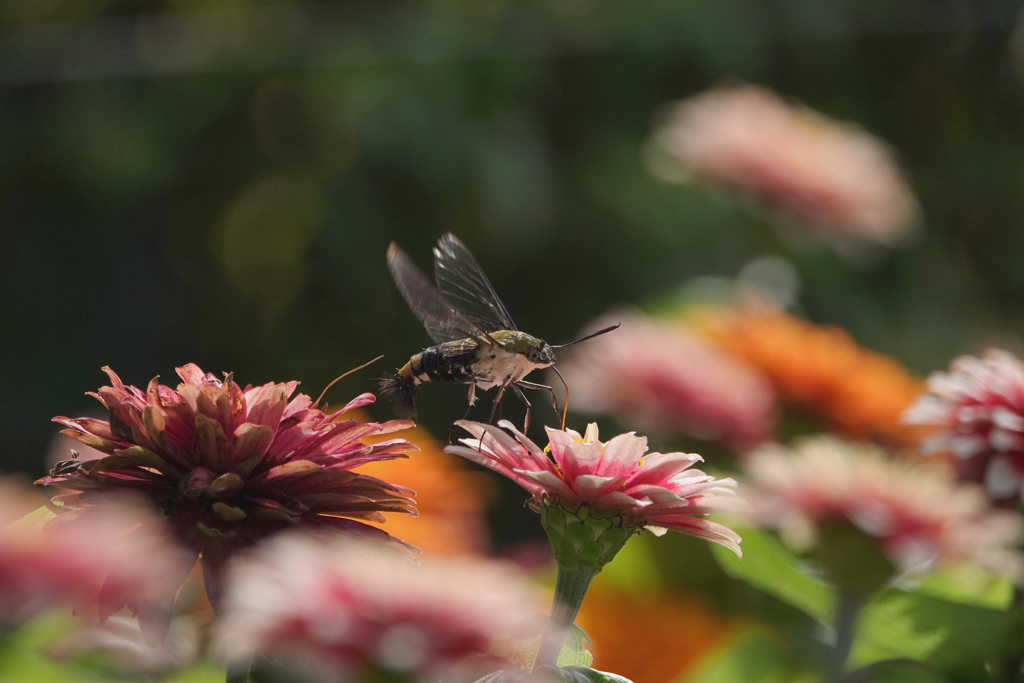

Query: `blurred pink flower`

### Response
(0, 479, 191, 632)
(649, 84, 919, 246)
(904, 349, 1024, 501)
(37, 365, 418, 615)
(447, 420, 743, 556)
(743, 436, 1021, 576)
(554, 311, 777, 449)
(215, 533, 540, 682)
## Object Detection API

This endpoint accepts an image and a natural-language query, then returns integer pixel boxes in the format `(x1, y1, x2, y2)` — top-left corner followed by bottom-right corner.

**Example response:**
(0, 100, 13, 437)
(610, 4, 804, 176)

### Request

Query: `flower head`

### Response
(38, 365, 418, 611)
(446, 420, 742, 558)
(0, 478, 191, 633)
(904, 349, 1024, 501)
(554, 311, 777, 449)
(215, 533, 540, 683)
(648, 84, 919, 246)
(697, 307, 927, 447)
(743, 436, 1021, 581)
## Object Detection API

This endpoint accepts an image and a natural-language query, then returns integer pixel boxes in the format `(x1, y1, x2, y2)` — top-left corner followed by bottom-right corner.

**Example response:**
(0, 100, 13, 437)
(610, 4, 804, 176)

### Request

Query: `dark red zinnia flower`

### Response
(38, 364, 418, 632)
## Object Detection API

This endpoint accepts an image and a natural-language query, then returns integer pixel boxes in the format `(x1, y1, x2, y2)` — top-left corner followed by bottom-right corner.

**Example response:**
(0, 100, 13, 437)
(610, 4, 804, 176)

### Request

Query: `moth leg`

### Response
(516, 380, 559, 425)
(488, 379, 512, 425)
(448, 383, 478, 444)
(510, 383, 533, 433)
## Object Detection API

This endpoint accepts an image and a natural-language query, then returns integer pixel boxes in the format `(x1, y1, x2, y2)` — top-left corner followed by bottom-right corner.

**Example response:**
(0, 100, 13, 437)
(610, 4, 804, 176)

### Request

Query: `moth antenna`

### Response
(551, 323, 620, 349)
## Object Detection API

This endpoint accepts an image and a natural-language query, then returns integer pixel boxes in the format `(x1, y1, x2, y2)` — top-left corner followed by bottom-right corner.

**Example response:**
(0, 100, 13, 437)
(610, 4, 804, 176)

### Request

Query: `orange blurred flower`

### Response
(577, 581, 736, 683)
(360, 421, 494, 556)
(695, 308, 928, 447)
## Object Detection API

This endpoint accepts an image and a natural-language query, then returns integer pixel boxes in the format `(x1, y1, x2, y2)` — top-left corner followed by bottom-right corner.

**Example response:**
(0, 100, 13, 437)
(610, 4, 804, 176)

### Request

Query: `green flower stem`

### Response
(533, 562, 601, 671)
(225, 659, 251, 683)
(995, 583, 1024, 683)
(829, 591, 865, 682)
(531, 501, 634, 671)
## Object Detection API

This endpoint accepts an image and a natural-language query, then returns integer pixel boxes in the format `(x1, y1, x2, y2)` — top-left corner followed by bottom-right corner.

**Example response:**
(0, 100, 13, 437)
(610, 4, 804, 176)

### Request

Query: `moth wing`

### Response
(433, 233, 518, 334)
(387, 242, 491, 344)
(437, 338, 480, 361)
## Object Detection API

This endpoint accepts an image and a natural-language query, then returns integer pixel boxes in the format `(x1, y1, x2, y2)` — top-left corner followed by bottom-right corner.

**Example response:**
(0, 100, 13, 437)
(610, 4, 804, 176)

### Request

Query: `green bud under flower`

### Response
(534, 499, 635, 572)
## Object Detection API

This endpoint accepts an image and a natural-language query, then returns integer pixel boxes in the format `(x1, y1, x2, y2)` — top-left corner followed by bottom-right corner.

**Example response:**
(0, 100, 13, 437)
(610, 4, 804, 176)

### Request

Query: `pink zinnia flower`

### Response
(446, 420, 742, 556)
(215, 533, 540, 682)
(0, 479, 191, 631)
(648, 84, 920, 246)
(904, 349, 1024, 501)
(743, 436, 1021, 577)
(554, 311, 777, 449)
(449, 421, 742, 672)
(37, 365, 418, 617)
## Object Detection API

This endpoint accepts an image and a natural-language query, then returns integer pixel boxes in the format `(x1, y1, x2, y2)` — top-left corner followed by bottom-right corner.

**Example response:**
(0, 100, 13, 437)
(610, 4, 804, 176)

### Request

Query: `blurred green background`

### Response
(4, 0, 1024, 483)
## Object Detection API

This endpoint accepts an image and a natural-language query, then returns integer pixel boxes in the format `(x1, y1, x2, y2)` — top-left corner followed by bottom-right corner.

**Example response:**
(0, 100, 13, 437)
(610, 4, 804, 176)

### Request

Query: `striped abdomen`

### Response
(379, 339, 481, 419)
(410, 340, 481, 385)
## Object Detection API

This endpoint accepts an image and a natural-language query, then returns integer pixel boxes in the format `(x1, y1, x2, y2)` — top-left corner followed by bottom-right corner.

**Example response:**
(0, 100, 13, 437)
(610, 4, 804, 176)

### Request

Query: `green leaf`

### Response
(0, 613, 223, 683)
(908, 563, 1014, 609)
(160, 661, 225, 682)
(710, 524, 832, 620)
(11, 505, 57, 533)
(847, 659, 947, 683)
(710, 525, 1014, 677)
(556, 624, 594, 668)
(850, 585, 1014, 675)
(0, 613, 85, 683)
(680, 628, 818, 683)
